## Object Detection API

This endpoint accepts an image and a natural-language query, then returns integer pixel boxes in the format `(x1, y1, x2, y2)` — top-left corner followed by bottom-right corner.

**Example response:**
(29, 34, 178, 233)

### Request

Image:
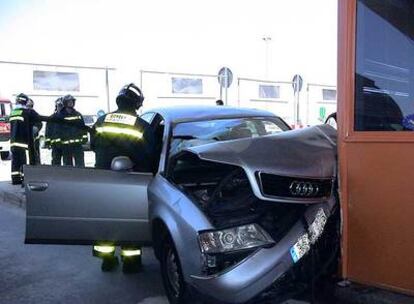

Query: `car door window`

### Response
(140, 112, 156, 124)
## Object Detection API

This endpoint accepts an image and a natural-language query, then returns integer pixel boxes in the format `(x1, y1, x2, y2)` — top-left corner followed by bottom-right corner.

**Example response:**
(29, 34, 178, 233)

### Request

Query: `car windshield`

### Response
(0, 103, 11, 118)
(170, 116, 290, 156)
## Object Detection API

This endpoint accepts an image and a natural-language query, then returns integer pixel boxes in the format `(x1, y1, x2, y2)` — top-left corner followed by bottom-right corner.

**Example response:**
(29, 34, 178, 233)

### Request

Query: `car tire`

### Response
(1, 151, 10, 160)
(160, 233, 197, 304)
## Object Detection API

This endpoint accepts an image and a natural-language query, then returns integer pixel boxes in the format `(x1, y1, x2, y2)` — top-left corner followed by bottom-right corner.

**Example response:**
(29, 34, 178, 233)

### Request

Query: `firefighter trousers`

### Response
(11, 146, 28, 184)
(51, 146, 63, 166)
(62, 145, 85, 167)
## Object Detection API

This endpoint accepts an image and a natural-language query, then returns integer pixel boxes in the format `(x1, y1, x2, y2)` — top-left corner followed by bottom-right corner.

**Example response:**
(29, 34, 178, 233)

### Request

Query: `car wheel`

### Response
(160, 234, 195, 304)
(1, 151, 10, 160)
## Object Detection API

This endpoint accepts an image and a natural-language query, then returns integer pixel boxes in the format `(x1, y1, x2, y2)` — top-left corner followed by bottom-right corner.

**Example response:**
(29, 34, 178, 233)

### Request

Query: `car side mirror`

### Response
(111, 156, 134, 171)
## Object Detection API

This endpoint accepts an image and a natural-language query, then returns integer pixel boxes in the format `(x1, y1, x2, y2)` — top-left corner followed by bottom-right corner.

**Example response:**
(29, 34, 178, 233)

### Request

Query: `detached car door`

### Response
(25, 165, 152, 245)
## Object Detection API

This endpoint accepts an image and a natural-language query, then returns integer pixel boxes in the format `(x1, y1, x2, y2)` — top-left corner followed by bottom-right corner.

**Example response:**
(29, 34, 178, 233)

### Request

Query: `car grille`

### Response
(257, 173, 332, 199)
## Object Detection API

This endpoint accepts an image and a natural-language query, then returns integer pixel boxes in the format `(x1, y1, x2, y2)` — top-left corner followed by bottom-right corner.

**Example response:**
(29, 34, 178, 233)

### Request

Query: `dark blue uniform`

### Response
(9, 106, 41, 183)
(91, 110, 155, 172)
(56, 110, 87, 167)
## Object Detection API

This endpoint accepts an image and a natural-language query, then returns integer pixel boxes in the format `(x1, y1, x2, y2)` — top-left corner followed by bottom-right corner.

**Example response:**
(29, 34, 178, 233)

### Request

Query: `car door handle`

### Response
(27, 182, 49, 192)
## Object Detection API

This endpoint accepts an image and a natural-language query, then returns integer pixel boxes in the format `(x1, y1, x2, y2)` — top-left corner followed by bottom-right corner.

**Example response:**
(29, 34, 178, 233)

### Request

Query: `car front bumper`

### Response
(189, 203, 334, 304)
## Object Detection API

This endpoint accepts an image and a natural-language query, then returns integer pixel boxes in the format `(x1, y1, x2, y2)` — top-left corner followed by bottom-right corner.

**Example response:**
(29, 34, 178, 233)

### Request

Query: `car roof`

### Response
(144, 105, 277, 123)
(0, 98, 11, 103)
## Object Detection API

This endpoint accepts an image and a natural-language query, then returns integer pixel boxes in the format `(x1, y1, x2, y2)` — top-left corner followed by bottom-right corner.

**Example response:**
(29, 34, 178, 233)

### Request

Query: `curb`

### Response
(335, 282, 414, 304)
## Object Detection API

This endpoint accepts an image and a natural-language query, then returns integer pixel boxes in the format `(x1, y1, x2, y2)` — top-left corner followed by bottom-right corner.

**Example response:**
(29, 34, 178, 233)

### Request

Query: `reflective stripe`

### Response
(11, 171, 22, 176)
(82, 135, 88, 138)
(64, 116, 82, 121)
(62, 138, 83, 144)
(104, 113, 136, 126)
(11, 109, 23, 116)
(121, 249, 142, 257)
(93, 246, 115, 254)
(9, 116, 24, 122)
(96, 126, 143, 139)
(10, 142, 28, 149)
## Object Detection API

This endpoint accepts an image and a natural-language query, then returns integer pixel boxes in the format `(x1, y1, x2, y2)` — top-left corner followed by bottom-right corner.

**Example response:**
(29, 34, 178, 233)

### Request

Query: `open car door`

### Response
(24, 165, 152, 245)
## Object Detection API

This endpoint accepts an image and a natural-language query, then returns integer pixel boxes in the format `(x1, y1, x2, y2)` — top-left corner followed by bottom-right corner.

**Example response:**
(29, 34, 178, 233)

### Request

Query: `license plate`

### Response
(308, 208, 327, 244)
(290, 233, 311, 263)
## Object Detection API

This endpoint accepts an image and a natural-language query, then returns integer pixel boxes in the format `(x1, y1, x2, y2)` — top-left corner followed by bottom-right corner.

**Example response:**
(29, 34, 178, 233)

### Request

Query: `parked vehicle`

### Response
(0, 98, 12, 160)
(24, 106, 339, 304)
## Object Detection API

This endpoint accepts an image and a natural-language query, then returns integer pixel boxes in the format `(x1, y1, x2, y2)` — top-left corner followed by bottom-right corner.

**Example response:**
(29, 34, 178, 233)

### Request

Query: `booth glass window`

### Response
(355, 0, 414, 131)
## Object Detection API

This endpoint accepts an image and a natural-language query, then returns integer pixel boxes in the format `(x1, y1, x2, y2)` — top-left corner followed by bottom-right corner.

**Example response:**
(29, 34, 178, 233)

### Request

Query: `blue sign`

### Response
(218, 67, 233, 88)
(292, 74, 303, 93)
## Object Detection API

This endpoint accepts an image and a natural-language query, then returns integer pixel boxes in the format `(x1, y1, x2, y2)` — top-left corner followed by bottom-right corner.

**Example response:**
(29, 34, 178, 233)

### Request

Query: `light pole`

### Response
(262, 36, 272, 79)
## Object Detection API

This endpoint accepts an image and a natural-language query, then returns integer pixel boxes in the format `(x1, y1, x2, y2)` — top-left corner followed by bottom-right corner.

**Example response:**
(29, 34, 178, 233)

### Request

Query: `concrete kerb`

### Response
(0, 181, 26, 209)
(335, 282, 414, 304)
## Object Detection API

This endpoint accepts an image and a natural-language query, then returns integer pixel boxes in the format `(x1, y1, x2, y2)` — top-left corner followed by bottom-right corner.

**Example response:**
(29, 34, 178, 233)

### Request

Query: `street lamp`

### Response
(262, 36, 272, 79)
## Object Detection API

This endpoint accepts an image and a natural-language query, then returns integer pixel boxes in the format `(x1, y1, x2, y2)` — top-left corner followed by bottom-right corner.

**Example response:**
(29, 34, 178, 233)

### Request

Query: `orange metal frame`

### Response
(338, 0, 414, 295)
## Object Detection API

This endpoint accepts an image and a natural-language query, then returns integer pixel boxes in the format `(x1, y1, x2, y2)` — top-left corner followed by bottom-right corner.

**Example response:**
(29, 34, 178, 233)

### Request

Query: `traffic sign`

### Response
(292, 74, 303, 93)
(218, 67, 233, 88)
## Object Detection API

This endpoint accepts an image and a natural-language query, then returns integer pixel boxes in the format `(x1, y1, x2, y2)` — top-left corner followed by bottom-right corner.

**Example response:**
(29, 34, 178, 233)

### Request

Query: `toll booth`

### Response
(338, 0, 414, 295)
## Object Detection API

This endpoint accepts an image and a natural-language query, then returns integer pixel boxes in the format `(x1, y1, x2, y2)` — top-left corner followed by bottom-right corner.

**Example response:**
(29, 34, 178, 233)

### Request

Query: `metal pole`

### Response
(296, 77, 300, 126)
(237, 78, 240, 107)
(306, 84, 310, 126)
(224, 68, 228, 105)
(105, 68, 110, 113)
(140, 70, 143, 90)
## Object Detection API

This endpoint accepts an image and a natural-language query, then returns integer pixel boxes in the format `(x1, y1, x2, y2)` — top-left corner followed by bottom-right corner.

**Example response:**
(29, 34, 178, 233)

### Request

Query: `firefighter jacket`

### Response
(9, 106, 41, 150)
(56, 109, 88, 146)
(45, 111, 62, 147)
(91, 110, 155, 172)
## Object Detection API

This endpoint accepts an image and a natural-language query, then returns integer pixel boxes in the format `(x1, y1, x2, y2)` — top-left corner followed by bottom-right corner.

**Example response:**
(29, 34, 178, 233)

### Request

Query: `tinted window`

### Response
(355, 0, 414, 131)
(322, 89, 336, 101)
(259, 85, 280, 99)
(140, 112, 156, 124)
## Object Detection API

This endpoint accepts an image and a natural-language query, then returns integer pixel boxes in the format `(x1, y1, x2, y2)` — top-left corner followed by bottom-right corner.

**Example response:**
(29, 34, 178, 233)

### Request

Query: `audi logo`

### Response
(289, 181, 320, 197)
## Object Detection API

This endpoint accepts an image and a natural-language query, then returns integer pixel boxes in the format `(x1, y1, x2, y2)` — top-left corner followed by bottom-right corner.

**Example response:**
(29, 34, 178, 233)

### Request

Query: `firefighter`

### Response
(26, 98, 42, 164)
(57, 95, 87, 167)
(45, 97, 64, 165)
(91, 83, 155, 272)
(9, 93, 41, 184)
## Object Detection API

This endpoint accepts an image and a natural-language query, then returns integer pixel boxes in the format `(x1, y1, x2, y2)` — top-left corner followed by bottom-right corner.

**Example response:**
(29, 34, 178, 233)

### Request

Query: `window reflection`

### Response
(355, 0, 414, 131)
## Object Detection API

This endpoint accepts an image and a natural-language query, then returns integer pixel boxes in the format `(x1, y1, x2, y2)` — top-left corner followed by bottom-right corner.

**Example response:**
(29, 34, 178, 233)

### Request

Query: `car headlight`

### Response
(198, 224, 274, 254)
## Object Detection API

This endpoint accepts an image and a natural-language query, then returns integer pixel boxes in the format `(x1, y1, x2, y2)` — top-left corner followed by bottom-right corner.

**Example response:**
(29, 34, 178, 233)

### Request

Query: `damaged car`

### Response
(24, 106, 339, 304)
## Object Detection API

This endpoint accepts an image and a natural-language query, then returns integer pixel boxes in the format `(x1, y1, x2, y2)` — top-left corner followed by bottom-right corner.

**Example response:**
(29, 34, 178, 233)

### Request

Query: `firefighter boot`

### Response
(101, 256, 119, 272)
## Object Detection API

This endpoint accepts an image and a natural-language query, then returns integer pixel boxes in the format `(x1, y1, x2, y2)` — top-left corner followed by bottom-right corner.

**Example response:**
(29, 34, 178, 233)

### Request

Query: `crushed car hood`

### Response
(185, 125, 337, 203)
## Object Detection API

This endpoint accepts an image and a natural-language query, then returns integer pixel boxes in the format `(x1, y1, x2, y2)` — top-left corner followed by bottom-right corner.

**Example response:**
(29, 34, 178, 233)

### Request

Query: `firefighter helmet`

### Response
(116, 83, 144, 110)
(62, 95, 76, 108)
(16, 93, 30, 105)
(27, 98, 34, 109)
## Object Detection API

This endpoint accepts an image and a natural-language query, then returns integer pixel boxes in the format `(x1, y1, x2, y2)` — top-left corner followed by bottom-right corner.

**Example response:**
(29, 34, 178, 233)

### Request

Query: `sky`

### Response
(0, 0, 338, 84)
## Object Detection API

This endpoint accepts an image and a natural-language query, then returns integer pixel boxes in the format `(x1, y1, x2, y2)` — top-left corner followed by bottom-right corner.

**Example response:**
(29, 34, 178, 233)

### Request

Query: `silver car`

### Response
(24, 106, 338, 304)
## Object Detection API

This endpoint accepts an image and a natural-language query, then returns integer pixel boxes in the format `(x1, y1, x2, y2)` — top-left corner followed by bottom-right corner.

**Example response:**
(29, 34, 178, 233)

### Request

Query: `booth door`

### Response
(339, 0, 414, 294)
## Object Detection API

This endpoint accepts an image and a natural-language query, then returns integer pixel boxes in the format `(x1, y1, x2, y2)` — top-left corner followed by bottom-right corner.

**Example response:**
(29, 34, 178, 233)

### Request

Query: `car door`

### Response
(25, 165, 152, 245)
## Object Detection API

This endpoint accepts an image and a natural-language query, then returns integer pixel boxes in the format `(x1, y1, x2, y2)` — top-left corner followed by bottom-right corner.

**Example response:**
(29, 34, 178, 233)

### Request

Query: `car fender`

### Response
(149, 174, 214, 278)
